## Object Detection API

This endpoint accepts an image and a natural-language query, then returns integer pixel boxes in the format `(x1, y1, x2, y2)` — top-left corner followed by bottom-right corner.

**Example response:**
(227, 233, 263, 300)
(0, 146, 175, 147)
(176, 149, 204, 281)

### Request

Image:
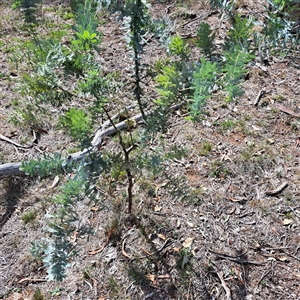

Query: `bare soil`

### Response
(0, 0, 300, 299)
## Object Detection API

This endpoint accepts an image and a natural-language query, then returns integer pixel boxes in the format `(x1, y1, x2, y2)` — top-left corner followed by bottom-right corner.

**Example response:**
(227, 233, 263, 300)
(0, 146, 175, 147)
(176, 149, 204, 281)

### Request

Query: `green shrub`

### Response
(58, 108, 92, 141)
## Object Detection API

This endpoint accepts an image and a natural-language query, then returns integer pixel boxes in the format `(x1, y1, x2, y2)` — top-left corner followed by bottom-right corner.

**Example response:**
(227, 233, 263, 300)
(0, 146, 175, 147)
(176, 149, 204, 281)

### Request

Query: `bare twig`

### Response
(138, 239, 171, 259)
(274, 105, 300, 117)
(209, 249, 263, 265)
(0, 133, 33, 149)
(266, 182, 288, 196)
(283, 251, 300, 263)
(253, 90, 265, 106)
(88, 227, 116, 255)
(256, 268, 272, 288)
(215, 270, 232, 300)
(17, 277, 47, 283)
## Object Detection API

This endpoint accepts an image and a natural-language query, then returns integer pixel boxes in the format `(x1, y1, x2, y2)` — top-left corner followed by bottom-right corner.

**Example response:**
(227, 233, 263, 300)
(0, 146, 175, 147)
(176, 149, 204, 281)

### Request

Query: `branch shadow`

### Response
(0, 176, 29, 229)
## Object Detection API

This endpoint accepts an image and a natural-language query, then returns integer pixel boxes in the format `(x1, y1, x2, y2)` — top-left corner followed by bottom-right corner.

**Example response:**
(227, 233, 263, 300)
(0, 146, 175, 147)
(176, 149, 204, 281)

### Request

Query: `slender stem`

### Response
(102, 104, 134, 213)
(124, 150, 134, 213)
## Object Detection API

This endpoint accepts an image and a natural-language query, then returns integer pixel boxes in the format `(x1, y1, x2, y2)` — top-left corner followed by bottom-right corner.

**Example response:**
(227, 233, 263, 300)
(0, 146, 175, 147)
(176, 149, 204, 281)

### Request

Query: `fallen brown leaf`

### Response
(122, 238, 132, 259)
(49, 175, 60, 189)
(154, 205, 161, 212)
(147, 273, 157, 285)
(228, 196, 244, 202)
(7, 292, 23, 300)
(186, 220, 195, 228)
(157, 274, 171, 279)
(158, 233, 167, 240)
(282, 219, 293, 226)
(70, 230, 79, 243)
(182, 237, 194, 248)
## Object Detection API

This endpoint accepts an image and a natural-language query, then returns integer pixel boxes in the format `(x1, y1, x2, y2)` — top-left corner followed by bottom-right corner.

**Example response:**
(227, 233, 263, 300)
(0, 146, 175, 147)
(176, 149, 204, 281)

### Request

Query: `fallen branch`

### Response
(0, 147, 92, 176)
(0, 104, 181, 177)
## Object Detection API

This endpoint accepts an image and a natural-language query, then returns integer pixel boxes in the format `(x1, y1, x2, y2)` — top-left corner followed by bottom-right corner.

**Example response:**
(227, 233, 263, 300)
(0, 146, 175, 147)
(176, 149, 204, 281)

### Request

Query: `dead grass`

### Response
(1, 0, 300, 299)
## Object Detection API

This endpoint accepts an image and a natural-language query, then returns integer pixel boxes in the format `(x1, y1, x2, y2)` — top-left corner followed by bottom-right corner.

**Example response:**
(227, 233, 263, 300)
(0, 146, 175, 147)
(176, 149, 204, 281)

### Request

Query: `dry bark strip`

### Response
(0, 105, 181, 176)
(274, 105, 300, 117)
(266, 182, 288, 196)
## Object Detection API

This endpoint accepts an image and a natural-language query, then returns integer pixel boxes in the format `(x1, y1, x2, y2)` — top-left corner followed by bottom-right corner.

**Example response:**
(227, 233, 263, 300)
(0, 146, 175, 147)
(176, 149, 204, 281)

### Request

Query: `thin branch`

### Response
(209, 249, 263, 265)
(0, 133, 33, 149)
(266, 182, 288, 196)
(216, 270, 232, 300)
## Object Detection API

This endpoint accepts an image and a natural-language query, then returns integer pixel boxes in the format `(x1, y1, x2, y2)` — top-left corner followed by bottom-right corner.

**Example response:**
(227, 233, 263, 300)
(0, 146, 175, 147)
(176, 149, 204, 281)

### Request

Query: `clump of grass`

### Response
(198, 141, 212, 156)
(21, 210, 37, 224)
(32, 289, 45, 300)
(210, 160, 228, 179)
(221, 119, 237, 131)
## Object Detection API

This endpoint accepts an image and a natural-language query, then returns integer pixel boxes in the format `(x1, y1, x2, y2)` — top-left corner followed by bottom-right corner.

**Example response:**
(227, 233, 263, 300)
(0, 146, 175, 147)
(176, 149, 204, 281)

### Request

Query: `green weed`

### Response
(177, 248, 193, 273)
(58, 108, 92, 141)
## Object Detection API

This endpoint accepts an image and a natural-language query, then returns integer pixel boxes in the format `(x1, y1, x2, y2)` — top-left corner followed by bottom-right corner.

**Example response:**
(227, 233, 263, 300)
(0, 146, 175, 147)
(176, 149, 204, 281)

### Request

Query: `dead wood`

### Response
(209, 249, 263, 265)
(0, 104, 181, 176)
(253, 90, 265, 106)
(266, 182, 288, 196)
(0, 133, 33, 149)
